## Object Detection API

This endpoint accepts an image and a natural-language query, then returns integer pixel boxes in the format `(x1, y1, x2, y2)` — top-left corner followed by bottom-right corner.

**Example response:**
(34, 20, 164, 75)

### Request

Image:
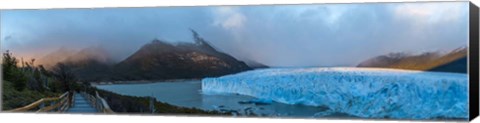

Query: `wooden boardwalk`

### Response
(67, 93, 98, 113)
(8, 91, 113, 113)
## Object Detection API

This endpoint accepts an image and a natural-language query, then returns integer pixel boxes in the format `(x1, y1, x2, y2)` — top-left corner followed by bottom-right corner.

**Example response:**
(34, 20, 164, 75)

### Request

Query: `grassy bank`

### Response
(2, 80, 60, 111)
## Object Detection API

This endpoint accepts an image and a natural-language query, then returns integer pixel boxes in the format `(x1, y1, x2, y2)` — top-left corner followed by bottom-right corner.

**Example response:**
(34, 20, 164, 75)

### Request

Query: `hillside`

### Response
(36, 47, 77, 69)
(357, 47, 467, 73)
(39, 30, 252, 82)
(112, 31, 251, 80)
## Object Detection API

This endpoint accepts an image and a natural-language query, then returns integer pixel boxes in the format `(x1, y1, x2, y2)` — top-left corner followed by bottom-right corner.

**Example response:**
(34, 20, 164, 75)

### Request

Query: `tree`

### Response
(32, 68, 45, 91)
(38, 65, 51, 77)
(10, 69, 28, 91)
(2, 50, 18, 80)
(51, 63, 77, 92)
(2, 50, 27, 91)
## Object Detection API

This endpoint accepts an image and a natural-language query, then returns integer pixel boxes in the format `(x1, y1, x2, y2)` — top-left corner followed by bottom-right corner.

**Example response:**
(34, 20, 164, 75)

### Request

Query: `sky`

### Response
(0, 2, 469, 67)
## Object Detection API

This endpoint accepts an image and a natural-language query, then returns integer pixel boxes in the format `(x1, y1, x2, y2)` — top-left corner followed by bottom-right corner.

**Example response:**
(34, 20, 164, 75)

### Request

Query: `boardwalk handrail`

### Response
(96, 91, 115, 113)
(8, 92, 72, 112)
(81, 91, 115, 114)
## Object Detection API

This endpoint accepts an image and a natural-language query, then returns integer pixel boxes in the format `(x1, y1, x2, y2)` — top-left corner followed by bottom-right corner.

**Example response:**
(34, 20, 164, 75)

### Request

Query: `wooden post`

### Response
(149, 97, 155, 114)
(50, 101, 56, 112)
(39, 102, 45, 111)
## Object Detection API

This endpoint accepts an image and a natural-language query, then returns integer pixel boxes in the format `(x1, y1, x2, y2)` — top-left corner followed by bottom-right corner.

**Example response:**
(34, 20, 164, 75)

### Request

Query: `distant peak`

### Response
(189, 29, 220, 52)
(56, 46, 75, 52)
(148, 38, 173, 46)
(451, 46, 467, 53)
(385, 52, 409, 58)
(151, 39, 162, 44)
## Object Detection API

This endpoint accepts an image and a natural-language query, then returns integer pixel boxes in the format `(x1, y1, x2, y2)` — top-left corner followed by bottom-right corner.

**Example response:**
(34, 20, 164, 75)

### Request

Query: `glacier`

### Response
(201, 67, 468, 119)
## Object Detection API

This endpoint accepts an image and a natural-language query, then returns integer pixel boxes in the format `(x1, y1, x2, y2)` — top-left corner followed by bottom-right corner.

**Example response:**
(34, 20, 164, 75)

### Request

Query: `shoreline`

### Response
(89, 78, 203, 85)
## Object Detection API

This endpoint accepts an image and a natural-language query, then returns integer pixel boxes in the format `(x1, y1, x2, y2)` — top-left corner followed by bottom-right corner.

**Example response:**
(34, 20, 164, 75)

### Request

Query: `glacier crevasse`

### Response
(201, 67, 468, 119)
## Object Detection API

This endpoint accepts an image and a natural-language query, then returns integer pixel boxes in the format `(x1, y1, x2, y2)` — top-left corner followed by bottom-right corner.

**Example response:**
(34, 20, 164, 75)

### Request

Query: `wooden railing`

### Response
(81, 91, 115, 114)
(8, 92, 72, 112)
(8, 90, 115, 114)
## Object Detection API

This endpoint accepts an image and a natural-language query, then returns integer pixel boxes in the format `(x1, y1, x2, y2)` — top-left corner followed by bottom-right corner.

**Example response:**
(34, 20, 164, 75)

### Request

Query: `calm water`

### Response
(95, 80, 335, 118)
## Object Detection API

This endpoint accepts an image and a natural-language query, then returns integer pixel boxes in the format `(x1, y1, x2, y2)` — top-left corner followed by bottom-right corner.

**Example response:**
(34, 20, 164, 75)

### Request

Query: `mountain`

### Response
(428, 47, 467, 73)
(244, 60, 269, 69)
(64, 46, 113, 64)
(36, 46, 115, 82)
(62, 46, 115, 82)
(112, 31, 251, 80)
(36, 47, 77, 69)
(357, 47, 467, 73)
(37, 30, 253, 82)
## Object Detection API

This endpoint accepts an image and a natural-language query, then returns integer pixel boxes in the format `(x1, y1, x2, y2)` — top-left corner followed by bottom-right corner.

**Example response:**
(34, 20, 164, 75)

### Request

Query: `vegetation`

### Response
(51, 63, 77, 92)
(2, 80, 58, 110)
(2, 50, 78, 110)
(2, 50, 27, 91)
(2, 50, 247, 115)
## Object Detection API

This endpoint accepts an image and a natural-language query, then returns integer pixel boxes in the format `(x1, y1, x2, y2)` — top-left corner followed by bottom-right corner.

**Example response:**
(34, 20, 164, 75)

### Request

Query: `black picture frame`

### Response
(469, 1, 479, 121)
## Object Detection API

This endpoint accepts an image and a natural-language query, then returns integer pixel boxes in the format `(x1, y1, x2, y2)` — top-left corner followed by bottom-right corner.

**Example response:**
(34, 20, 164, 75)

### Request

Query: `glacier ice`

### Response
(201, 67, 468, 119)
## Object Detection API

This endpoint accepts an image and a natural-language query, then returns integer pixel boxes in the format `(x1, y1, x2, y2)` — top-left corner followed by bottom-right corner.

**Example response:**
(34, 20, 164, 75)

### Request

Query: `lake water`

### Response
(95, 80, 340, 118)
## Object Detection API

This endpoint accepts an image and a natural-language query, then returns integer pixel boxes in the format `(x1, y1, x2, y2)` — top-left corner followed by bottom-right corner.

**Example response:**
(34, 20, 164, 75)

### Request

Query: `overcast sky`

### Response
(0, 2, 469, 67)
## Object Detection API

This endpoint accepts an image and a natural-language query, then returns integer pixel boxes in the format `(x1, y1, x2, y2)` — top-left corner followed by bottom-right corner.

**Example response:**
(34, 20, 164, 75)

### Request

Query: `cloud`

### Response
(0, 2, 469, 67)
(393, 2, 467, 26)
(212, 7, 246, 31)
(3, 35, 12, 41)
(204, 2, 468, 67)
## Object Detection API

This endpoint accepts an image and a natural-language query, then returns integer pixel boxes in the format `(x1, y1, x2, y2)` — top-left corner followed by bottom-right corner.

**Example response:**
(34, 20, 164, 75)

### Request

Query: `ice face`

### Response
(201, 67, 468, 119)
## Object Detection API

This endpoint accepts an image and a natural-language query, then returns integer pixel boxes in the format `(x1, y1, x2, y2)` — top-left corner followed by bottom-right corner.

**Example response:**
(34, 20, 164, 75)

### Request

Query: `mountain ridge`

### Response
(357, 47, 467, 73)
(112, 32, 252, 80)
(38, 30, 252, 82)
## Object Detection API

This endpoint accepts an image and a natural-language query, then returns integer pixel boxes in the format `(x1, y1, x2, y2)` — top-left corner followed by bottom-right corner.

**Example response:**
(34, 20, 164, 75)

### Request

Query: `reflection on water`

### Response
(96, 80, 332, 118)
